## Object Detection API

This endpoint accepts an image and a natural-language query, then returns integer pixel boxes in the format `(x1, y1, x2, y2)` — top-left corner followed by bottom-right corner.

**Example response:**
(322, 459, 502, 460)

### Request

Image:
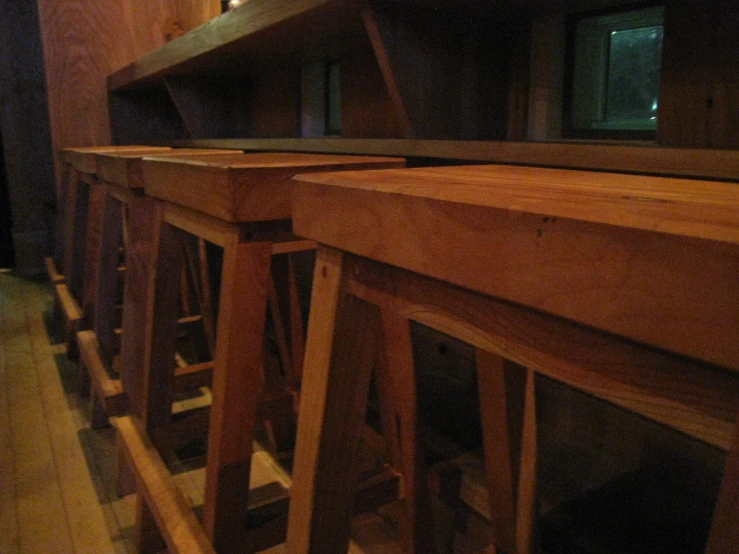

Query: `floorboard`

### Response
(0, 271, 406, 553)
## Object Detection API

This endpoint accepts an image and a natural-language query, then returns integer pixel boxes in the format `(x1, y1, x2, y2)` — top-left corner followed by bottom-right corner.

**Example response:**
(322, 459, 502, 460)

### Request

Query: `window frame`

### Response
(562, 3, 665, 141)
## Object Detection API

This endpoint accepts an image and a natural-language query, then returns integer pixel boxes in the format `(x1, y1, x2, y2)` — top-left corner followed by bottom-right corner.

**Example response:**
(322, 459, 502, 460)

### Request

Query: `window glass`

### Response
(567, 6, 664, 137)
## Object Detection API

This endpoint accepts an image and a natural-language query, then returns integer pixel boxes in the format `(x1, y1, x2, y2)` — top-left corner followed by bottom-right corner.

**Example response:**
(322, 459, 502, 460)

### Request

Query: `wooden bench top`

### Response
(141, 152, 406, 223)
(291, 164, 739, 371)
(63, 146, 172, 174)
(95, 148, 238, 188)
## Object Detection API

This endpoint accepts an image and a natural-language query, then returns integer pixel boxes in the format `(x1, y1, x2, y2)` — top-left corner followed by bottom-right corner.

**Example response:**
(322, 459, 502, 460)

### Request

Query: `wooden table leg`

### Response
(477, 352, 538, 554)
(376, 308, 438, 554)
(202, 236, 273, 552)
(82, 184, 105, 324)
(286, 247, 381, 554)
(705, 413, 738, 554)
(63, 174, 88, 304)
(94, 193, 123, 368)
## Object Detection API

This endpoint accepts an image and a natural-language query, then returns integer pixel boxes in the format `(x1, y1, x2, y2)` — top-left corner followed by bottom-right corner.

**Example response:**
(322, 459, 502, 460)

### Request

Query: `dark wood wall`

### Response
(0, 0, 56, 275)
(659, 0, 739, 147)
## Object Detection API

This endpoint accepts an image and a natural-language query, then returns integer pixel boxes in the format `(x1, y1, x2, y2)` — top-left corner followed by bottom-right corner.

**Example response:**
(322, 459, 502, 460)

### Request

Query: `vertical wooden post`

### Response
(286, 247, 381, 554)
(63, 176, 89, 303)
(142, 222, 184, 455)
(705, 413, 739, 554)
(376, 308, 437, 553)
(476, 351, 537, 554)
(82, 184, 105, 324)
(202, 235, 272, 552)
(93, 193, 123, 367)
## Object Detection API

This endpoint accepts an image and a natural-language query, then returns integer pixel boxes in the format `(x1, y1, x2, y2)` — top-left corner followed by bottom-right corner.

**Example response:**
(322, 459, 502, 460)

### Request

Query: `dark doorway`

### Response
(0, 132, 14, 268)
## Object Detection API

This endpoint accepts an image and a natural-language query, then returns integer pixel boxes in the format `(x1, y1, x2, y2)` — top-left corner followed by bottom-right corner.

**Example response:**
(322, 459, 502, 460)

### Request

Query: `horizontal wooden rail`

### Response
(177, 138, 739, 181)
(348, 262, 739, 451)
(114, 415, 217, 553)
(54, 283, 83, 323)
(44, 256, 64, 284)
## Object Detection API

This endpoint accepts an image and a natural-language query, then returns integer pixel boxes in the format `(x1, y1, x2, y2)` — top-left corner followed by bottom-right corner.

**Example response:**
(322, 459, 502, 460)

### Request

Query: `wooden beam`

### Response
(347, 259, 739, 451)
(114, 415, 216, 554)
(292, 166, 739, 370)
(177, 138, 739, 181)
(107, 0, 366, 91)
(44, 257, 64, 283)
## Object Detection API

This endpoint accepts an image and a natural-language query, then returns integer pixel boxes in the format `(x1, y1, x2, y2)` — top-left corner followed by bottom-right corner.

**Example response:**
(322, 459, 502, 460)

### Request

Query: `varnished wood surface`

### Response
(291, 164, 739, 371)
(38, 0, 219, 157)
(178, 138, 739, 180)
(142, 152, 405, 222)
(107, 0, 366, 91)
(348, 258, 739, 450)
(96, 147, 237, 188)
(63, 145, 171, 175)
(114, 415, 217, 553)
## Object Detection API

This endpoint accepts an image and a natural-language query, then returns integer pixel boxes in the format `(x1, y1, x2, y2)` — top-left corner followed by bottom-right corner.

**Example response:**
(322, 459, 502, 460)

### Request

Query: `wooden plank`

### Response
(107, 0, 366, 91)
(81, 183, 106, 325)
(44, 256, 64, 283)
(54, 283, 83, 325)
(178, 138, 739, 181)
(77, 330, 125, 407)
(23, 292, 118, 554)
(292, 166, 739, 371)
(114, 415, 216, 554)
(119, 196, 164, 423)
(61, 170, 88, 303)
(375, 308, 437, 553)
(475, 352, 524, 553)
(0, 308, 19, 554)
(347, 259, 739, 450)
(202, 237, 272, 551)
(515, 368, 537, 554)
(362, 3, 509, 140)
(64, 146, 171, 175)
(286, 247, 382, 554)
(96, 147, 234, 188)
(137, 220, 185, 463)
(4, 346, 75, 552)
(143, 152, 405, 223)
(93, 193, 123, 367)
(271, 239, 317, 255)
(705, 414, 739, 554)
(163, 202, 238, 247)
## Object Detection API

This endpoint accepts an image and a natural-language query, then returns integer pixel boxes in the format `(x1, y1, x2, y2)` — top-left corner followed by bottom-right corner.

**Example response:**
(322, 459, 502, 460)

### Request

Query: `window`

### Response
(565, 5, 664, 138)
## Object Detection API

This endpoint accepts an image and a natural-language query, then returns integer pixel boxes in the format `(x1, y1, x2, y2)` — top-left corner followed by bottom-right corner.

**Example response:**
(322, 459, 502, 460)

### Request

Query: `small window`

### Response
(565, 5, 664, 138)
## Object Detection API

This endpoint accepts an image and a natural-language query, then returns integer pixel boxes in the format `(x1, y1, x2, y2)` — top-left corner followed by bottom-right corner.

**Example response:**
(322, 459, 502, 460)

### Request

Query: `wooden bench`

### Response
(75, 147, 234, 428)
(124, 152, 406, 553)
(52, 146, 173, 355)
(286, 164, 739, 553)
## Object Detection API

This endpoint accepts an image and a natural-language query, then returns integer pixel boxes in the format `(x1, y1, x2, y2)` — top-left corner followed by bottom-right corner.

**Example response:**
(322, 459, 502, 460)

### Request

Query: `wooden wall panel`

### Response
(341, 42, 405, 138)
(658, 1, 739, 148)
(247, 66, 301, 138)
(363, 2, 513, 140)
(36, 0, 220, 181)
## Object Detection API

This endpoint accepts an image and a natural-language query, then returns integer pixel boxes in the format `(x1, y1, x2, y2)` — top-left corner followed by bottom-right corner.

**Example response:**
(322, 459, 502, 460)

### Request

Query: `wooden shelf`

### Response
(174, 138, 739, 181)
(108, 0, 367, 91)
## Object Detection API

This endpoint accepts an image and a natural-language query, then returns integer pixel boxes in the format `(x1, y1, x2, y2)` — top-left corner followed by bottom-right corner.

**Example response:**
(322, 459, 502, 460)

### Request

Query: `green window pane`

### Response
(606, 25, 663, 127)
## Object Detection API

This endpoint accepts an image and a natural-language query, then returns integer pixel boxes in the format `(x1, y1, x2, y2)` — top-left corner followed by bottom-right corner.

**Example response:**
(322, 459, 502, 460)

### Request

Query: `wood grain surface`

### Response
(291, 164, 739, 371)
(177, 138, 739, 181)
(37, 0, 219, 189)
(142, 152, 405, 222)
(107, 0, 364, 91)
(96, 147, 236, 187)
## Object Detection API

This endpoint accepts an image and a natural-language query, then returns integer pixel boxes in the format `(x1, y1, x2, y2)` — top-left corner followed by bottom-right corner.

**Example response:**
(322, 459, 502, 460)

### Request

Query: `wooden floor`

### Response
(0, 271, 409, 554)
(0, 270, 138, 553)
